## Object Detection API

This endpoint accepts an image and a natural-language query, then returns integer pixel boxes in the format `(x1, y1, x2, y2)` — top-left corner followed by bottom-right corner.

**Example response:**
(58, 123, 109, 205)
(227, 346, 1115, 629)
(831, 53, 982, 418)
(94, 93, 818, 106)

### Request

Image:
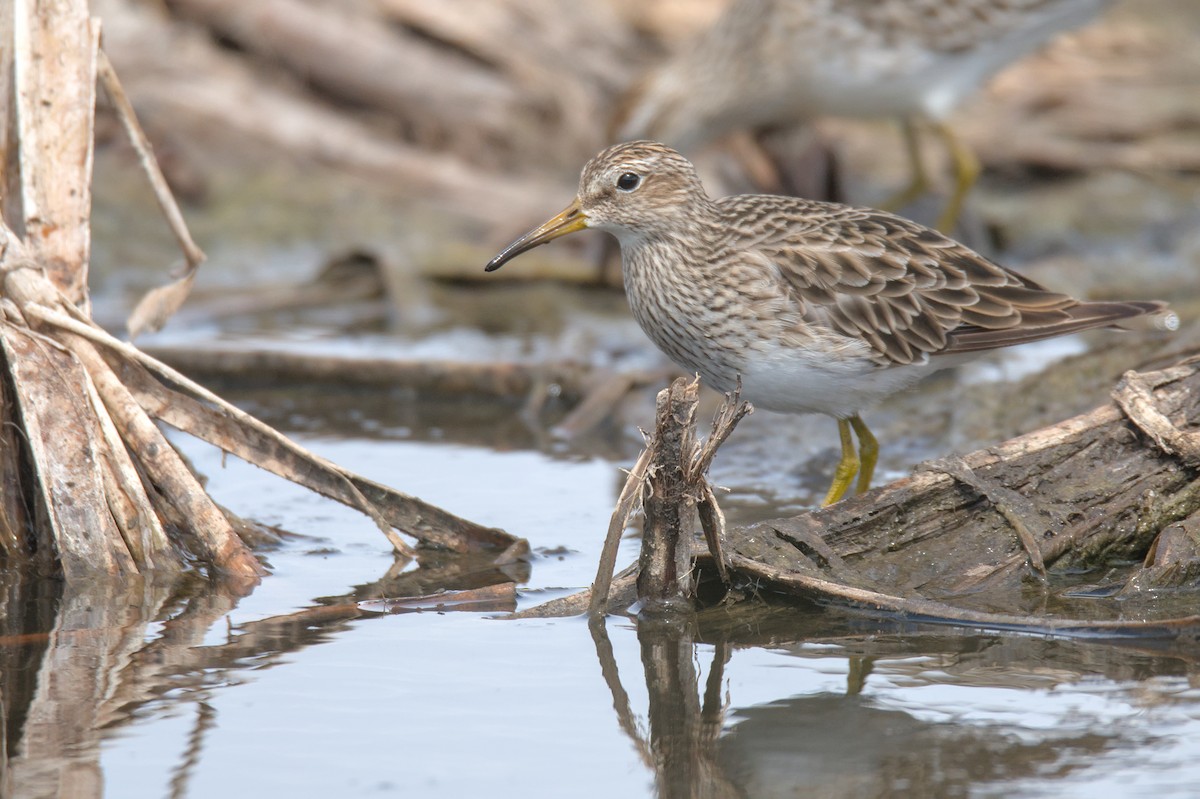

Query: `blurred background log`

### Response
(87, 0, 1200, 242)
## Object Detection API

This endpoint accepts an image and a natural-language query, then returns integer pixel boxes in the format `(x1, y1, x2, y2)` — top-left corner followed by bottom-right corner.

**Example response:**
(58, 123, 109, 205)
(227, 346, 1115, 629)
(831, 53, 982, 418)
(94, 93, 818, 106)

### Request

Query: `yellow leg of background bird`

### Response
(850, 414, 877, 495)
(821, 417, 860, 507)
(879, 117, 930, 214)
(933, 120, 980, 233)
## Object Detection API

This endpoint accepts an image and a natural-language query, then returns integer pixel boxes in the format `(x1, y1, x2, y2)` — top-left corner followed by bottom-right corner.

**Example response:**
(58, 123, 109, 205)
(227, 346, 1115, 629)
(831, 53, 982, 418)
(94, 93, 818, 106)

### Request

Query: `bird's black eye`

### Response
(616, 172, 641, 191)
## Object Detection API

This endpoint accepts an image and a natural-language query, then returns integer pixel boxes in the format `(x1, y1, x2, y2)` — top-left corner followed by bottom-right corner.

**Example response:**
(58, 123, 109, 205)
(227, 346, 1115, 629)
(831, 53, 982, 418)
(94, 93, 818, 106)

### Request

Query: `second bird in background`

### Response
(613, 0, 1116, 232)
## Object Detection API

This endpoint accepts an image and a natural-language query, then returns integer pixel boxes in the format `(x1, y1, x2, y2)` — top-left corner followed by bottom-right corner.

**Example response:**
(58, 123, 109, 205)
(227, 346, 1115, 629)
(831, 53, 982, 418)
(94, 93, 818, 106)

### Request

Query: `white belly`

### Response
(737, 343, 945, 418)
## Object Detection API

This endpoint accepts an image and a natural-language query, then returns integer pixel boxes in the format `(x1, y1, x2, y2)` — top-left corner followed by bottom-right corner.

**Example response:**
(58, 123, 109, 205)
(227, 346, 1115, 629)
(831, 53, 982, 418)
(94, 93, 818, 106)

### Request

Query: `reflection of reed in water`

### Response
(0, 551, 521, 799)
(589, 616, 740, 799)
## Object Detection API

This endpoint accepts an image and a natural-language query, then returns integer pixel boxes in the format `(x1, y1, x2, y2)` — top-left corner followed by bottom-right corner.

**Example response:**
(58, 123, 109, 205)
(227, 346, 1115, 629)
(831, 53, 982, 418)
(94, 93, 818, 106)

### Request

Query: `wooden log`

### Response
(723, 362, 1200, 631)
(142, 344, 596, 404)
(524, 362, 1200, 632)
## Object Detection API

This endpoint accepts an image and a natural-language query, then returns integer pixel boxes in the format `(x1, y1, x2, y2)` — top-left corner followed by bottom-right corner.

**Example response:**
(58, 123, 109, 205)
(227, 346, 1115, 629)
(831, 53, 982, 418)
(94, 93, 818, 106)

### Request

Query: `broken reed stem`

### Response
(97, 49, 204, 269)
(590, 445, 652, 616)
(0, 343, 31, 561)
(66, 335, 265, 583)
(692, 380, 751, 583)
(590, 377, 751, 616)
(637, 377, 700, 613)
(97, 48, 210, 338)
(78, 360, 176, 572)
(689, 379, 752, 479)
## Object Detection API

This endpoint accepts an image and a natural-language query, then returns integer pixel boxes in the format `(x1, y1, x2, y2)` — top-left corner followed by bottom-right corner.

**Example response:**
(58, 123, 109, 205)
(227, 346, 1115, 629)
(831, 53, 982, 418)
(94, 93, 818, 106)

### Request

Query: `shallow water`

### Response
(2, 408, 1197, 798)
(9, 109, 1200, 796)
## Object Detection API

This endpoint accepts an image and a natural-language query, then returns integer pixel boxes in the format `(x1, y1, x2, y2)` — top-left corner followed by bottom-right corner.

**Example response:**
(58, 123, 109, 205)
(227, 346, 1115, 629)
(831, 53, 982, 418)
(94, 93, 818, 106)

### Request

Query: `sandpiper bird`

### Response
(486, 141, 1174, 505)
(614, 0, 1115, 231)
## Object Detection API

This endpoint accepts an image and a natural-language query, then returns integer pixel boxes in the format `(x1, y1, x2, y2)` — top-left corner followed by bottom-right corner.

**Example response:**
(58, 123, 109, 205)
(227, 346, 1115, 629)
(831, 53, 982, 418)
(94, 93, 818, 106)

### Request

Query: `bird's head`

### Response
(485, 141, 708, 272)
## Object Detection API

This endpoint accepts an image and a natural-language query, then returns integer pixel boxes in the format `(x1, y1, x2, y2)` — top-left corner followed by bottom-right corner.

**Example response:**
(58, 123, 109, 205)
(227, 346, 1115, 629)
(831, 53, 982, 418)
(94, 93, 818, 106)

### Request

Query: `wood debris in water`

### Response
(519, 361, 1200, 635)
(585, 376, 750, 616)
(0, 0, 520, 586)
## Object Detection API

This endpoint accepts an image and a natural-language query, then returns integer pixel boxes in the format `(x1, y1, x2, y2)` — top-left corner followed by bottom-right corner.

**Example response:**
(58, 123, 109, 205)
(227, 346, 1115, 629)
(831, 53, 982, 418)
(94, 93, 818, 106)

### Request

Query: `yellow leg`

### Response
(879, 117, 930, 213)
(849, 414, 877, 495)
(821, 418, 860, 507)
(933, 120, 980, 233)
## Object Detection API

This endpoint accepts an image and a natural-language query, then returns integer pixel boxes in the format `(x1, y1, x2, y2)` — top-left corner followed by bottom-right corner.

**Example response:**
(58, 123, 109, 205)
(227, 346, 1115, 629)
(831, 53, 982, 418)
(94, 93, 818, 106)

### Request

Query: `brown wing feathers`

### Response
(753, 201, 1166, 366)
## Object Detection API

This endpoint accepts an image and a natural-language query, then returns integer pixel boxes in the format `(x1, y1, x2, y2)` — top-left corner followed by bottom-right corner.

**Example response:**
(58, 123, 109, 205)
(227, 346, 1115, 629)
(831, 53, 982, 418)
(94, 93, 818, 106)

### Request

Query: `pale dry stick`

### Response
(142, 344, 594, 402)
(97, 49, 203, 267)
(169, 0, 521, 150)
(113, 358, 510, 554)
(687, 382, 752, 581)
(65, 333, 266, 583)
(0, 321, 136, 577)
(725, 549, 1200, 637)
(552, 371, 639, 439)
(0, 1, 15, 225)
(30, 304, 422, 558)
(589, 445, 653, 617)
(1112, 367, 1200, 465)
(688, 382, 752, 480)
(96, 48, 206, 337)
(696, 484, 728, 583)
(513, 563, 641, 620)
(134, 374, 499, 556)
(79, 364, 177, 572)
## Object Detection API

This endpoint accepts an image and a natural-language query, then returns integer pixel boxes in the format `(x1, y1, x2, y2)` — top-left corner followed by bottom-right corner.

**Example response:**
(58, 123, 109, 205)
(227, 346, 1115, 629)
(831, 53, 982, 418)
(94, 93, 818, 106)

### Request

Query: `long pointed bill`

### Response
(485, 200, 588, 272)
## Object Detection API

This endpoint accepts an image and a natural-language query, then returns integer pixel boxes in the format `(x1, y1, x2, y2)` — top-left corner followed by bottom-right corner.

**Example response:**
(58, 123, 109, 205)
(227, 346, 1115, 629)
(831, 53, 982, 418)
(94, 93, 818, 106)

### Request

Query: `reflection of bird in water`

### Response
(486, 141, 1174, 505)
(614, 0, 1115, 232)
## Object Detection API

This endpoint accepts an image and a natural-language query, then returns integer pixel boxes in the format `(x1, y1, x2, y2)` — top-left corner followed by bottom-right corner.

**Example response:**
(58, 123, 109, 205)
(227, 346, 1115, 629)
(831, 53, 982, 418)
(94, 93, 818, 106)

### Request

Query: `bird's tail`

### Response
(947, 300, 1177, 354)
